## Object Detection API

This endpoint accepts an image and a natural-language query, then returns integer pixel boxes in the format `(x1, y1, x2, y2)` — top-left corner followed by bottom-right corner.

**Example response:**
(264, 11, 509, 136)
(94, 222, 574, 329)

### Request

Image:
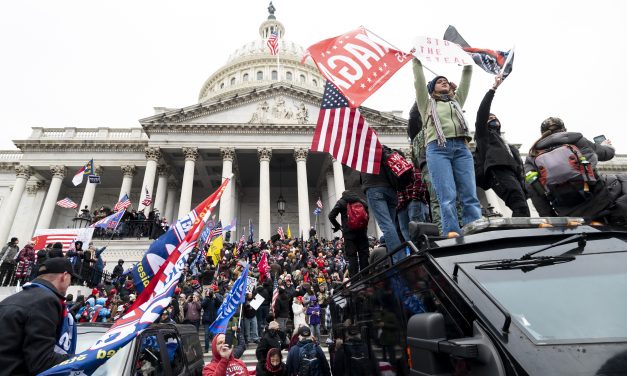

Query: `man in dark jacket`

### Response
(274, 288, 291, 332)
(201, 287, 223, 352)
(475, 75, 530, 217)
(0, 258, 78, 375)
(329, 191, 370, 277)
(256, 320, 288, 363)
(0, 237, 19, 286)
(286, 325, 331, 376)
(524, 117, 620, 221)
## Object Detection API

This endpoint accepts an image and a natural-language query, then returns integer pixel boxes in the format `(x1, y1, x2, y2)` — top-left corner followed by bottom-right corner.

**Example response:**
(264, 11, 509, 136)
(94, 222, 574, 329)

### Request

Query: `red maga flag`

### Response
(258, 252, 269, 282)
(311, 82, 382, 174)
(304, 26, 411, 107)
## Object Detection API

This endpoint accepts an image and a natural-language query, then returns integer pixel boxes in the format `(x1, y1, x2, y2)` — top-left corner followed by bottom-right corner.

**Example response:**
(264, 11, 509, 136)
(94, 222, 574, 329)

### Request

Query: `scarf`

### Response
(265, 348, 283, 373)
(428, 97, 469, 147)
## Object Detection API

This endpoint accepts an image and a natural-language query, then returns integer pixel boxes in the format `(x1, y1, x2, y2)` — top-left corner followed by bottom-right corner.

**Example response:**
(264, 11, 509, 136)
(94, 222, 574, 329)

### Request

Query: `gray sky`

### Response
(1, 0, 626, 153)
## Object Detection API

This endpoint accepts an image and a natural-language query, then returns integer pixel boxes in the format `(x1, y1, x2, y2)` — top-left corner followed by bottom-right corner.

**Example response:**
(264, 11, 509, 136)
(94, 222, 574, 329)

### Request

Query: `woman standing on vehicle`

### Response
(203, 334, 249, 376)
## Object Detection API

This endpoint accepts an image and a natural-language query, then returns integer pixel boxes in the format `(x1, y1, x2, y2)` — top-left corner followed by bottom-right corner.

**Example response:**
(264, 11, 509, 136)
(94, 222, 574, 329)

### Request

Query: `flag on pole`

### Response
(56, 197, 78, 209)
(316, 198, 323, 209)
(271, 276, 279, 315)
(303, 26, 411, 107)
(207, 235, 223, 265)
(266, 30, 279, 55)
(311, 81, 382, 174)
(72, 159, 94, 186)
(287, 224, 292, 239)
(140, 187, 152, 207)
(277, 227, 285, 240)
(248, 219, 254, 243)
(90, 210, 125, 230)
(32, 228, 94, 254)
(443, 25, 514, 78)
(39, 180, 228, 375)
(209, 264, 249, 334)
(313, 207, 322, 216)
(258, 252, 269, 282)
(209, 220, 223, 240)
(113, 193, 132, 212)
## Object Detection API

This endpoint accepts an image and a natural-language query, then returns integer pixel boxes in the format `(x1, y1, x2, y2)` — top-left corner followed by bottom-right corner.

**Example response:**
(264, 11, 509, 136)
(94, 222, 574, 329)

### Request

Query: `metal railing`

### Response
(0, 260, 113, 288)
(92, 220, 167, 240)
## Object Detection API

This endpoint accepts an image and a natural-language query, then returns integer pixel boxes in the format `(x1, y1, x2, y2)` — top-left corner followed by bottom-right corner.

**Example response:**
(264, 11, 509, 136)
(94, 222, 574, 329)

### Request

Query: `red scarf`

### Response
(265, 348, 283, 373)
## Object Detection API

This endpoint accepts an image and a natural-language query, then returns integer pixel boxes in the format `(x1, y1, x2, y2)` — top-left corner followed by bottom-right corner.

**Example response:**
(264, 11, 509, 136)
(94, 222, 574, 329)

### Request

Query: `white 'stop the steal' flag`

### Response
(412, 36, 473, 66)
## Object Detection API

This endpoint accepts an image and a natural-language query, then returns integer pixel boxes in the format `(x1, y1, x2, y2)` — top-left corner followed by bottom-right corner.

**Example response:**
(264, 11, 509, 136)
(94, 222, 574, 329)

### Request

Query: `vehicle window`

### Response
(135, 333, 165, 376)
(465, 252, 627, 344)
(75, 330, 132, 376)
(163, 331, 186, 375)
(180, 332, 202, 365)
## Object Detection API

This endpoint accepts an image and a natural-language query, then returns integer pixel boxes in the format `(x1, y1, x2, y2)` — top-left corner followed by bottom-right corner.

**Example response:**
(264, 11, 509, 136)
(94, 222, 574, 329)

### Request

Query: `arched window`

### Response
(271, 70, 278, 80)
(300, 74, 306, 83)
(230, 77, 236, 86)
(312, 79, 318, 87)
(257, 71, 263, 80)
(286, 71, 292, 81)
(243, 73, 249, 82)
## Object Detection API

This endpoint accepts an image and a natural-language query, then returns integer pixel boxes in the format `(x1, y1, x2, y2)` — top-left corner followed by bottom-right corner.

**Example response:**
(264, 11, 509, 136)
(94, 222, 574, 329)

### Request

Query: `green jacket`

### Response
(412, 59, 473, 145)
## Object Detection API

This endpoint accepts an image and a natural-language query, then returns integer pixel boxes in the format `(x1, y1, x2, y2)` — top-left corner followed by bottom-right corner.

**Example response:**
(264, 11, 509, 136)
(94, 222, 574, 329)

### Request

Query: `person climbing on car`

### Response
(524, 117, 626, 224)
(474, 74, 530, 217)
(202, 333, 249, 376)
(328, 190, 370, 277)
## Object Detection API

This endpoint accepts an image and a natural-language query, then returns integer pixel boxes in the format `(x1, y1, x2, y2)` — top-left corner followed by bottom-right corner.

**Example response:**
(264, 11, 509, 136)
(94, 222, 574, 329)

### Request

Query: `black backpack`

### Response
(381, 145, 413, 190)
(344, 341, 375, 376)
(298, 342, 320, 376)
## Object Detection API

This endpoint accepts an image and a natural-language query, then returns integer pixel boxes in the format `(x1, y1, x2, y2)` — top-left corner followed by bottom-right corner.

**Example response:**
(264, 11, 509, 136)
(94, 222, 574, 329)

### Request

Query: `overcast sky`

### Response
(1, 0, 626, 153)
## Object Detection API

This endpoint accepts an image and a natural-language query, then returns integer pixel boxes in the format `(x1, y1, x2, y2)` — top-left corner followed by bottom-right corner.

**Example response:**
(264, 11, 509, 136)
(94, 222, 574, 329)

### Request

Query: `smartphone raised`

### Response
(593, 135, 606, 144)
(224, 332, 235, 347)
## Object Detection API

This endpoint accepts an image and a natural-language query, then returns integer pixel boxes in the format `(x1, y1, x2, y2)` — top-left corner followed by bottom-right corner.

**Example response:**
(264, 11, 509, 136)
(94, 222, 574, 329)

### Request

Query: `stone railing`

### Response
(29, 127, 148, 141)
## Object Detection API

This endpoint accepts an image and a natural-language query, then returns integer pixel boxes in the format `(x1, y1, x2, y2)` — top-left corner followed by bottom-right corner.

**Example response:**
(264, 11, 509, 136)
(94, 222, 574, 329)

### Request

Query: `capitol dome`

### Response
(198, 3, 325, 103)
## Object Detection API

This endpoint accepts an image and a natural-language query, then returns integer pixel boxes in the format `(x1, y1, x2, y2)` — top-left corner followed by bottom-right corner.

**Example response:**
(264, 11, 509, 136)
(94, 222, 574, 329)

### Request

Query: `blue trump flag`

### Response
(90, 210, 125, 229)
(209, 264, 249, 334)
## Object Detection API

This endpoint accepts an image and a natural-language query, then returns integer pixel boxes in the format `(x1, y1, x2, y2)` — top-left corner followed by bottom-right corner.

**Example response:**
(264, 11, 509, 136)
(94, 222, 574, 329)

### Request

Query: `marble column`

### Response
(140, 147, 161, 214)
(0, 165, 31, 243)
(332, 158, 346, 199)
(79, 165, 103, 213)
(257, 147, 272, 241)
(219, 147, 235, 227)
(36, 165, 66, 230)
(119, 165, 136, 199)
(165, 181, 177, 224)
(154, 164, 169, 216)
(178, 147, 198, 218)
(326, 169, 341, 237)
(294, 147, 311, 236)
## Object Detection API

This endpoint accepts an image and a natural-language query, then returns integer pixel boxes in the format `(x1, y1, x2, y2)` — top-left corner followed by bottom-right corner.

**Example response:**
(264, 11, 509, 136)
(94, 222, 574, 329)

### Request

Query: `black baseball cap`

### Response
(39, 258, 80, 278)
(298, 325, 311, 337)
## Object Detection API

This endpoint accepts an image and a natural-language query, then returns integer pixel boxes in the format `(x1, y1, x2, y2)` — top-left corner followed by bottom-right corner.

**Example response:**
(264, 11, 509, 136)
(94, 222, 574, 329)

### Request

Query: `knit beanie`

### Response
(427, 75, 447, 94)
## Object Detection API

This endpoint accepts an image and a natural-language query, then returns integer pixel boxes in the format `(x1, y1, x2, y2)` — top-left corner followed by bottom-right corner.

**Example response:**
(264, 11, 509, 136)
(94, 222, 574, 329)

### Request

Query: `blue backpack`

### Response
(298, 342, 320, 376)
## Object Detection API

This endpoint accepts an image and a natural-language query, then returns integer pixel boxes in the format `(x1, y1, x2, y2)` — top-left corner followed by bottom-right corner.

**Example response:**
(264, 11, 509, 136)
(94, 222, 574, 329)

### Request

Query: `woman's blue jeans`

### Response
(426, 138, 482, 234)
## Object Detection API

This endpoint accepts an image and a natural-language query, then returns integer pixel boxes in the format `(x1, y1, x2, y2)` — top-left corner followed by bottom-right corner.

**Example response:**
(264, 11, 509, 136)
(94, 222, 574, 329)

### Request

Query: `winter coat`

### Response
(274, 292, 291, 319)
(286, 339, 331, 376)
(202, 335, 249, 376)
(0, 243, 19, 264)
(0, 278, 69, 375)
(292, 301, 307, 334)
(201, 294, 223, 324)
(328, 191, 369, 239)
(256, 329, 288, 362)
(306, 304, 321, 326)
(184, 301, 202, 322)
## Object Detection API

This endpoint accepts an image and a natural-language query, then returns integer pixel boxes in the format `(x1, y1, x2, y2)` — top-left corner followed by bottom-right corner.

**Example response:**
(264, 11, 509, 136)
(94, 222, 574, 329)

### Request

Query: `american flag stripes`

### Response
(266, 30, 279, 55)
(114, 193, 132, 212)
(277, 227, 285, 240)
(209, 221, 223, 240)
(316, 198, 323, 209)
(56, 197, 78, 209)
(141, 187, 152, 207)
(31, 228, 94, 253)
(271, 276, 279, 315)
(311, 82, 382, 174)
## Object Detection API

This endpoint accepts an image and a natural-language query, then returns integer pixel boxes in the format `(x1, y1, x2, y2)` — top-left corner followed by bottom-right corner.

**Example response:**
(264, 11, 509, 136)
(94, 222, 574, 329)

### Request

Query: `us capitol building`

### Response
(1, 6, 625, 267)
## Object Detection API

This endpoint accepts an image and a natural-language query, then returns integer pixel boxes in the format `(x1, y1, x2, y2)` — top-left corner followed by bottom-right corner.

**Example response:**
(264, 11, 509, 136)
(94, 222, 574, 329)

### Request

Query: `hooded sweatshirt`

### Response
(202, 335, 249, 376)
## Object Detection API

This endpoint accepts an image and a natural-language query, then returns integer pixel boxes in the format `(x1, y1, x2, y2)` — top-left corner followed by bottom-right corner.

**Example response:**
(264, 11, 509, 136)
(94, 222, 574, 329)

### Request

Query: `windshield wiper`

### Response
(475, 234, 586, 272)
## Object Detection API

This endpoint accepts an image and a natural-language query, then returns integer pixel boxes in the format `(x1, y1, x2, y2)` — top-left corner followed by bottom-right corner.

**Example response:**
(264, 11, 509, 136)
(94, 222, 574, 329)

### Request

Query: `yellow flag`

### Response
(287, 224, 292, 239)
(207, 235, 223, 264)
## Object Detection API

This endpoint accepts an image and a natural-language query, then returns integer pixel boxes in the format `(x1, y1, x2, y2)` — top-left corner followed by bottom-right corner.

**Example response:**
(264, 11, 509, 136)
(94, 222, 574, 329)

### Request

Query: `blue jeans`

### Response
(398, 200, 429, 242)
(311, 324, 321, 341)
(243, 316, 259, 342)
(366, 186, 402, 262)
(426, 138, 482, 234)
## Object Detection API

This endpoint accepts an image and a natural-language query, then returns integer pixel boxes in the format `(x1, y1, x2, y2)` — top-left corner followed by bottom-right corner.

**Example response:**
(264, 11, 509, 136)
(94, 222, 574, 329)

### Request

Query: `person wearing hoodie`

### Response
(256, 347, 288, 376)
(305, 296, 322, 341)
(328, 190, 370, 277)
(256, 321, 288, 363)
(202, 334, 249, 376)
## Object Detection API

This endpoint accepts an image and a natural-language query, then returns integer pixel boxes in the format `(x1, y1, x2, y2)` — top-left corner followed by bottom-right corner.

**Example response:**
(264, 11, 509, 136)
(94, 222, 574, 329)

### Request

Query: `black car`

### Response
(76, 322, 204, 376)
(330, 218, 627, 376)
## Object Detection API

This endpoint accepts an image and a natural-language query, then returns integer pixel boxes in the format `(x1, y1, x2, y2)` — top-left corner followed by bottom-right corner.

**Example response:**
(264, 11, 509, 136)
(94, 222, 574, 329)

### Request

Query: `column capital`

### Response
(257, 147, 272, 161)
(145, 147, 161, 161)
(15, 165, 31, 179)
(121, 164, 137, 177)
(157, 164, 170, 177)
(182, 147, 199, 161)
(294, 147, 309, 162)
(220, 147, 236, 162)
(50, 165, 66, 179)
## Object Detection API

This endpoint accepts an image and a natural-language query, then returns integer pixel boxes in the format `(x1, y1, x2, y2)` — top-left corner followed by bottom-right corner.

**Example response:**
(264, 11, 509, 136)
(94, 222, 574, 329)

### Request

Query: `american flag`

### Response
(56, 197, 78, 209)
(114, 193, 132, 212)
(311, 82, 382, 174)
(209, 221, 223, 240)
(141, 187, 152, 207)
(277, 227, 285, 240)
(91, 210, 125, 230)
(266, 30, 279, 55)
(271, 276, 279, 315)
(316, 198, 323, 209)
(32, 228, 94, 253)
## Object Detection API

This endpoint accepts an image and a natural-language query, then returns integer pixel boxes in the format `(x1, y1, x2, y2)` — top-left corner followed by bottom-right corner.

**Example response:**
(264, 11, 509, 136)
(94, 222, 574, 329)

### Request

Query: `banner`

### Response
(32, 228, 94, 253)
(39, 179, 229, 375)
(411, 36, 472, 66)
(209, 264, 249, 334)
(207, 235, 223, 265)
(304, 26, 411, 107)
(246, 276, 258, 294)
(130, 179, 231, 294)
(88, 175, 101, 184)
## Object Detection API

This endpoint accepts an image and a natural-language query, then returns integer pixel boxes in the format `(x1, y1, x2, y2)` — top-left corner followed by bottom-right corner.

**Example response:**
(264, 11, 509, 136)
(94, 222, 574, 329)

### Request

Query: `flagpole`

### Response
(237, 302, 243, 328)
